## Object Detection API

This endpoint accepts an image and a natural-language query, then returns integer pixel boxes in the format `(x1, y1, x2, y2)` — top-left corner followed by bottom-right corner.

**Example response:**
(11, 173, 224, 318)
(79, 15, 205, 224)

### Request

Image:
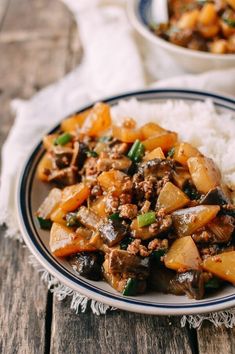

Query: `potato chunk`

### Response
(37, 188, 62, 219)
(142, 132, 177, 152)
(37, 153, 53, 182)
(187, 156, 221, 194)
(61, 109, 90, 132)
(144, 147, 165, 161)
(140, 122, 167, 139)
(164, 236, 201, 271)
(202, 251, 235, 284)
(172, 205, 220, 237)
(112, 125, 141, 143)
(173, 142, 201, 166)
(50, 223, 96, 257)
(157, 182, 189, 213)
(81, 103, 111, 137)
(97, 170, 127, 196)
(60, 183, 90, 212)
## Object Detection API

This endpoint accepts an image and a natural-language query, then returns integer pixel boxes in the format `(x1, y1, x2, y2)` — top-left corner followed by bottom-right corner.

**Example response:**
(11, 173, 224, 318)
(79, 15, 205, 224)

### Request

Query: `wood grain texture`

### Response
(51, 298, 193, 354)
(198, 322, 235, 354)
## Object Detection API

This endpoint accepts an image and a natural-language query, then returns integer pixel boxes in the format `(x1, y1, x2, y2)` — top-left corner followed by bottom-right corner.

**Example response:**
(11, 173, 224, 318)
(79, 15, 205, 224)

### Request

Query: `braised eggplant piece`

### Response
(69, 252, 104, 280)
(77, 206, 101, 230)
(48, 166, 78, 185)
(53, 146, 73, 169)
(168, 270, 205, 300)
(122, 278, 147, 296)
(200, 186, 231, 205)
(149, 265, 176, 293)
(137, 158, 175, 179)
(98, 219, 127, 246)
(109, 249, 150, 277)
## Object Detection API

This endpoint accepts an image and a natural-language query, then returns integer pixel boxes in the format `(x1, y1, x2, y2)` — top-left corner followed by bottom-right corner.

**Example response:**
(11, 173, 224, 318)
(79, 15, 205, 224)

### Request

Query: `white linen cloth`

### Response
(1, 0, 235, 327)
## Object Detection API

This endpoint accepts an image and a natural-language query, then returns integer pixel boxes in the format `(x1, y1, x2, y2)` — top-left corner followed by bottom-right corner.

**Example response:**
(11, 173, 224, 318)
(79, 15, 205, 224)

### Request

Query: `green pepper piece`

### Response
(66, 212, 81, 227)
(137, 211, 156, 228)
(108, 213, 121, 221)
(205, 277, 221, 289)
(122, 278, 139, 296)
(54, 132, 72, 146)
(128, 140, 145, 162)
(37, 216, 52, 230)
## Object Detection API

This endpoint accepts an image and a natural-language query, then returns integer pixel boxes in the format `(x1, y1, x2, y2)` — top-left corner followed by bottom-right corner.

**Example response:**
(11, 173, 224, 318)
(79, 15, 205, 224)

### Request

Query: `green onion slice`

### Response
(137, 211, 156, 228)
(128, 140, 145, 162)
(54, 132, 72, 146)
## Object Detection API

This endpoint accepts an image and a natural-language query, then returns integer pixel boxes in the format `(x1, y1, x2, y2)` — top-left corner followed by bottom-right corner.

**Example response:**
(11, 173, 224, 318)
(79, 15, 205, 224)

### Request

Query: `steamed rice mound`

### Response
(112, 99, 235, 193)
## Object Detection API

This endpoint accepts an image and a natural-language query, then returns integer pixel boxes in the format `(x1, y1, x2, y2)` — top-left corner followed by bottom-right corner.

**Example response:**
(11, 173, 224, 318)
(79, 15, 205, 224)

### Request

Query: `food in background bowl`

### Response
(151, 0, 235, 54)
(35, 100, 235, 300)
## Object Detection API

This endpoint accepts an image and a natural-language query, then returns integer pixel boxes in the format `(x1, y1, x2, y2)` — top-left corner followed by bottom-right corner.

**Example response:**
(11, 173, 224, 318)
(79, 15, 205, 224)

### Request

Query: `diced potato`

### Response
(226, 0, 235, 11)
(140, 122, 167, 139)
(61, 109, 90, 132)
(164, 236, 202, 271)
(37, 153, 53, 182)
(172, 205, 220, 237)
(144, 147, 165, 161)
(97, 170, 126, 196)
(199, 23, 220, 38)
(81, 103, 111, 137)
(112, 125, 141, 143)
(198, 3, 217, 25)
(187, 156, 221, 194)
(37, 188, 62, 219)
(43, 134, 58, 150)
(60, 183, 90, 212)
(202, 251, 235, 284)
(172, 167, 191, 189)
(173, 142, 201, 166)
(90, 196, 107, 217)
(142, 132, 177, 152)
(220, 20, 235, 38)
(210, 39, 228, 54)
(178, 9, 200, 30)
(89, 232, 104, 250)
(50, 223, 96, 257)
(130, 219, 152, 240)
(50, 207, 66, 225)
(157, 182, 189, 213)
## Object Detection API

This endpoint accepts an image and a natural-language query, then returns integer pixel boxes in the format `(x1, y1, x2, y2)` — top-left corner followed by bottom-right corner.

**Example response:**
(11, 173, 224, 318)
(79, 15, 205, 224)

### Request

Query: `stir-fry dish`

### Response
(151, 0, 235, 54)
(36, 102, 235, 299)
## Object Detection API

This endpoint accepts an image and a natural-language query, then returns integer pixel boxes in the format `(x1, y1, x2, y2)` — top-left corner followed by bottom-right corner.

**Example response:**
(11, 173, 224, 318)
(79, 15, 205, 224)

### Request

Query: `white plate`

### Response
(17, 89, 235, 315)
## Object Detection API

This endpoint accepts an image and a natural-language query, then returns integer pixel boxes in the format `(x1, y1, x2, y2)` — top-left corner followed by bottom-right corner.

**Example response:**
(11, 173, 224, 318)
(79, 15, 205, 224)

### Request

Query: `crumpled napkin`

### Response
(1, 0, 235, 327)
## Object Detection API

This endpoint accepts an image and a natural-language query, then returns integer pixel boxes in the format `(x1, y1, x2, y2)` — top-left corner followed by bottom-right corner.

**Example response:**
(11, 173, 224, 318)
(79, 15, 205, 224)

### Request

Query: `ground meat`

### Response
(84, 157, 97, 176)
(127, 239, 151, 257)
(149, 215, 172, 235)
(199, 245, 220, 259)
(123, 117, 136, 129)
(105, 194, 119, 213)
(148, 238, 168, 251)
(122, 176, 133, 193)
(140, 200, 151, 214)
(112, 143, 129, 155)
(91, 184, 103, 197)
(119, 193, 132, 205)
(138, 176, 156, 200)
(119, 204, 138, 219)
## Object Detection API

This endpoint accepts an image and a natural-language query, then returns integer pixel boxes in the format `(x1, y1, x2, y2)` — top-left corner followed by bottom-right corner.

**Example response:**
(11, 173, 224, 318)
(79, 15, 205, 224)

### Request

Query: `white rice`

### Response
(111, 98, 235, 193)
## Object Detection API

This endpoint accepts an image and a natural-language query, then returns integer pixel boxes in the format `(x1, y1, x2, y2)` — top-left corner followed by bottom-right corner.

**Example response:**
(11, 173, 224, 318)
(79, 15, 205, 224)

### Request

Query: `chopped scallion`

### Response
(108, 213, 121, 221)
(54, 132, 72, 146)
(66, 212, 80, 227)
(85, 150, 98, 158)
(137, 211, 156, 228)
(128, 140, 145, 162)
(167, 147, 175, 158)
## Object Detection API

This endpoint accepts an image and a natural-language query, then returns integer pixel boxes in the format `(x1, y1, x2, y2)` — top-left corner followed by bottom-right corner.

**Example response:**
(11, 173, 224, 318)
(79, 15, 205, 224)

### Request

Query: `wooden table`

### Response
(0, 1, 235, 353)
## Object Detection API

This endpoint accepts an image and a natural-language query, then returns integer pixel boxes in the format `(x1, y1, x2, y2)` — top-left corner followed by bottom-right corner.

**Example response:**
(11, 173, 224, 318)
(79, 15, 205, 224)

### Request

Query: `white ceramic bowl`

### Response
(128, 0, 235, 73)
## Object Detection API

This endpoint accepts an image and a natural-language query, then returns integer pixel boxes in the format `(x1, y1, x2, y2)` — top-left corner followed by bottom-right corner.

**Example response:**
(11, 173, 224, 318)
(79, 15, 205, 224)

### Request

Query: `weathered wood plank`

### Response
(197, 321, 235, 354)
(0, 233, 48, 354)
(0, 0, 80, 353)
(0, 0, 10, 28)
(51, 298, 193, 354)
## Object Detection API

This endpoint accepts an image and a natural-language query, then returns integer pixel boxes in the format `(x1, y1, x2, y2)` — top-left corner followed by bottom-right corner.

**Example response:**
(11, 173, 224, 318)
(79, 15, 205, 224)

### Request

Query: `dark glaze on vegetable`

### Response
(36, 102, 235, 300)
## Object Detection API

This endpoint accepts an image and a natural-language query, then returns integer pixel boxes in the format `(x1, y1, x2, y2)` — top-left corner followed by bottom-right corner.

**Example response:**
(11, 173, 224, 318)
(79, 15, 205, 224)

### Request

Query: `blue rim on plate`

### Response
(17, 88, 235, 315)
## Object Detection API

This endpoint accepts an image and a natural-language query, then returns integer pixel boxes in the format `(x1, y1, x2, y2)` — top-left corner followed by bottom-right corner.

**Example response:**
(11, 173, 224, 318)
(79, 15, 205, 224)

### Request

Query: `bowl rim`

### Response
(16, 88, 235, 316)
(127, 0, 235, 60)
